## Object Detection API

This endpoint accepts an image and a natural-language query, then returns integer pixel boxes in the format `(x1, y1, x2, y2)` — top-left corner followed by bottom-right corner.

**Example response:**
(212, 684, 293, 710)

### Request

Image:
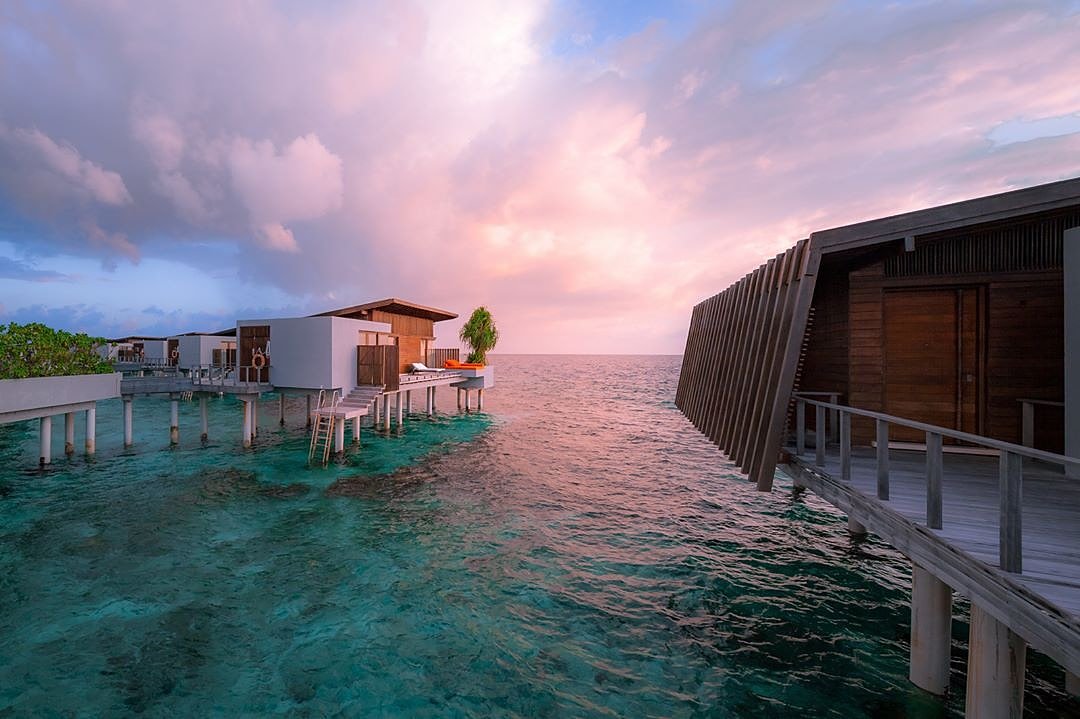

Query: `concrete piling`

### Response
(85, 405, 96, 455)
(169, 395, 179, 445)
(200, 395, 209, 441)
(966, 603, 1026, 718)
(909, 564, 953, 695)
(123, 396, 134, 448)
(64, 411, 75, 455)
(39, 415, 51, 466)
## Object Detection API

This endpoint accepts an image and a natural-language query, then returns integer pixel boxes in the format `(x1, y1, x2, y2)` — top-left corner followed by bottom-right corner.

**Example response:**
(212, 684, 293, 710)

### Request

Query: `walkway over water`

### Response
(783, 442, 1080, 677)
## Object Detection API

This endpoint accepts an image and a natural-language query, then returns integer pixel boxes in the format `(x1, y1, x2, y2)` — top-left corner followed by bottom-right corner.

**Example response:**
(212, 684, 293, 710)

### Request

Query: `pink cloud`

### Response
(1, 1, 1079, 350)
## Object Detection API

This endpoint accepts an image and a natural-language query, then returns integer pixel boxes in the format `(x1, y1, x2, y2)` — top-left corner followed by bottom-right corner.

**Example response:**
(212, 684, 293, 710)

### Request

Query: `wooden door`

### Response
(883, 288, 982, 442)
(239, 325, 270, 382)
(167, 339, 179, 366)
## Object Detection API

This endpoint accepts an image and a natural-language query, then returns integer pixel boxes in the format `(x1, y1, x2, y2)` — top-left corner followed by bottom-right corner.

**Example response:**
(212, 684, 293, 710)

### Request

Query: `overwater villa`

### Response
(676, 177, 1080, 716)
(2, 297, 494, 467)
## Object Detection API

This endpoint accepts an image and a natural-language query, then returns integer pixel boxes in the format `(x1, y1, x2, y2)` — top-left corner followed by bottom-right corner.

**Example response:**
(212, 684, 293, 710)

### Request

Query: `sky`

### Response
(1, 0, 1080, 353)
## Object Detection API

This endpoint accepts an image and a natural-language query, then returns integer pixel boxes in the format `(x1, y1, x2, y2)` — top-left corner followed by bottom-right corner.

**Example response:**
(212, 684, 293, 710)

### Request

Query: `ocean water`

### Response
(0, 355, 1074, 717)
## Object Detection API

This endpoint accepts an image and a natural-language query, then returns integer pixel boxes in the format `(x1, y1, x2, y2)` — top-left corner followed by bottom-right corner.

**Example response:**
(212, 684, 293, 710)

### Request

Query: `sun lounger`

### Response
(408, 362, 444, 373)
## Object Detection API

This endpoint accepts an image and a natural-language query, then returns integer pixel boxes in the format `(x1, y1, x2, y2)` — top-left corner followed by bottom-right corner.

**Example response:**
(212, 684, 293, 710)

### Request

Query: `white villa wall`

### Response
(237, 316, 388, 391)
(142, 340, 168, 362)
(174, 335, 226, 367)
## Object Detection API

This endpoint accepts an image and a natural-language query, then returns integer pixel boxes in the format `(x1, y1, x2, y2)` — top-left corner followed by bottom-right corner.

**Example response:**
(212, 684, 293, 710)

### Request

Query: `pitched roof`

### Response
(311, 298, 458, 322)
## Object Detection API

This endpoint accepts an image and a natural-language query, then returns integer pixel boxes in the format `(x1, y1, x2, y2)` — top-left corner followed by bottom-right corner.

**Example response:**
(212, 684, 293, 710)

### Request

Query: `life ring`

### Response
(170, 348, 179, 360)
(252, 350, 266, 369)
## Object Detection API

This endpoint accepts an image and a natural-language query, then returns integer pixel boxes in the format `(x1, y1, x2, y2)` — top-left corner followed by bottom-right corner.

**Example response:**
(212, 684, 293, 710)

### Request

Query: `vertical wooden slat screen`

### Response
(675, 239, 819, 490)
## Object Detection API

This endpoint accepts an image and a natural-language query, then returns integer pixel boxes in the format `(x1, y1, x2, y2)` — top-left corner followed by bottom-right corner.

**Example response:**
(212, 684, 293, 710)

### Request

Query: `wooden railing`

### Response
(1018, 398, 1064, 449)
(427, 348, 460, 368)
(191, 364, 270, 389)
(793, 395, 1080, 575)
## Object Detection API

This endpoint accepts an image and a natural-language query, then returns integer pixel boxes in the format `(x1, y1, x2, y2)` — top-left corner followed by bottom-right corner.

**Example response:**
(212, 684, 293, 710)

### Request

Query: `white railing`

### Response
(793, 394, 1080, 575)
(189, 364, 269, 390)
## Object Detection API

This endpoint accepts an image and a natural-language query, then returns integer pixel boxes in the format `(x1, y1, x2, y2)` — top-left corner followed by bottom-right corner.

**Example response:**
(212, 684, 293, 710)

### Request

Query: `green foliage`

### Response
(0, 322, 113, 379)
(459, 306, 498, 364)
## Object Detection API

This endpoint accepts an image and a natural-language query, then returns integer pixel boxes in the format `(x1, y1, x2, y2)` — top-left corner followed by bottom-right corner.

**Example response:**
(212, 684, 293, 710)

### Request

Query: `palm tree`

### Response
(459, 306, 498, 364)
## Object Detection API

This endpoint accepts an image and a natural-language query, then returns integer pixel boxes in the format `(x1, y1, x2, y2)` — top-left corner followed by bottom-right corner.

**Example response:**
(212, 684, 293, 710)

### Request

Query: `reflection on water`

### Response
(0, 356, 1073, 716)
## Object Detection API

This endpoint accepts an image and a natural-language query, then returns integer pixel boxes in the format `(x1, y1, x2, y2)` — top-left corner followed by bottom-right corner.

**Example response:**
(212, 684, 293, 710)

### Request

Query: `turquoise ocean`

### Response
(0, 355, 1075, 717)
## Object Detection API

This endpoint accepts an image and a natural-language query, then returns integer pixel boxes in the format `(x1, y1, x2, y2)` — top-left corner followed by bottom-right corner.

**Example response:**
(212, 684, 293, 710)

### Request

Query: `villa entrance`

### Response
(883, 287, 983, 442)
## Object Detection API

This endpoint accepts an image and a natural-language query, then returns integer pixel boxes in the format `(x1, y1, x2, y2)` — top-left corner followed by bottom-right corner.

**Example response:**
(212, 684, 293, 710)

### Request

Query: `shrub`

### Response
(0, 322, 112, 379)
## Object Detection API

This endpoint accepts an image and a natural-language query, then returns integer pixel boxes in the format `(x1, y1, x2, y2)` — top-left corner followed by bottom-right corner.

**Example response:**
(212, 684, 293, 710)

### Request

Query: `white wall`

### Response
(236, 316, 389, 391)
(174, 335, 226, 367)
(142, 340, 168, 362)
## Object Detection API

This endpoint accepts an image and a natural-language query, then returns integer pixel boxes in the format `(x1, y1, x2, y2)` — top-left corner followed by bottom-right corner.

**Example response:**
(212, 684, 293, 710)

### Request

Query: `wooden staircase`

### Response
(339, 385, 383, 414)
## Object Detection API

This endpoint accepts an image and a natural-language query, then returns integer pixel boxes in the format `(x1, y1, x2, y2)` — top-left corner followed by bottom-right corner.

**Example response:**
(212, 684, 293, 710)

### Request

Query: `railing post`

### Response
(999, 450, 1023, 573)
(829, 393, 840, 445)
(926, 432, 943, 530)
(876, 419, 890, 500)
(796, 399, 806, 455)
(815, 404, 826, 467)
(1020, 401, 1034, 449)
(840, 410, 851, 482)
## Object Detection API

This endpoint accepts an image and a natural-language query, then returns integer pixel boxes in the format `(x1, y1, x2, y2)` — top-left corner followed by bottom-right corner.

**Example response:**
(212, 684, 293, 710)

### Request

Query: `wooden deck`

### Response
(783, 444, 1080, 675)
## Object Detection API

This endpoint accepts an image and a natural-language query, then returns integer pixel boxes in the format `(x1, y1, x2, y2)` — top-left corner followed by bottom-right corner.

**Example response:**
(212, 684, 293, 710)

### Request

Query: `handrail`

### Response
(797, 397, 1080, 468)
(792, 396, 1080, 576)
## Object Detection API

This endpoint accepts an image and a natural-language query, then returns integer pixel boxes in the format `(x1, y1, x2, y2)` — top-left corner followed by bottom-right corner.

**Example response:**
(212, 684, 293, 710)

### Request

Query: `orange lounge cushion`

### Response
(444, 359, 485, 369)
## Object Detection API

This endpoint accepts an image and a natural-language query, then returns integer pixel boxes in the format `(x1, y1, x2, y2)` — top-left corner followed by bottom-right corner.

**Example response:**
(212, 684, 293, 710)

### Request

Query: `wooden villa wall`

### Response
(676, 239, 817, 490)
(797, 266, 850, 402)
(370, 310, 436, 373)
(833, 215, 1073, 449)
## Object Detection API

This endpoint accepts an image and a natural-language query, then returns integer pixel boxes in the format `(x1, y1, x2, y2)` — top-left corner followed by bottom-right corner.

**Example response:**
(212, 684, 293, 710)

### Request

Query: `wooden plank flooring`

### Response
(791, 445, 1080, 616)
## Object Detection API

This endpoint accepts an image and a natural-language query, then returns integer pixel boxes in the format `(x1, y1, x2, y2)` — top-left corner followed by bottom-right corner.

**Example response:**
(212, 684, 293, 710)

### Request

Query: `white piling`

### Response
(353, 416, 361, 444)
(306, 394, 313, 428)
(123, 396, 134, 447)
(169, 395, 179, 445)
(477, 389, 484, 411)
(335, 414, 345, 453)
(909, 564, 953, 695)
(406, 390, 412, 415)
(39, 415, 52, 466)
(85, 405, 96, 455)
(242, 399, 253, 448)
(252, 396, 259, 438)
(966, 603, 1026, 718)
(200, 395, 209, 441)
(279, 393, 286, 426)
(383, 392, 392, 431)
(63, 411, 75, 455)
(465, 390, 471, 412)
(396, 393, 404, 427)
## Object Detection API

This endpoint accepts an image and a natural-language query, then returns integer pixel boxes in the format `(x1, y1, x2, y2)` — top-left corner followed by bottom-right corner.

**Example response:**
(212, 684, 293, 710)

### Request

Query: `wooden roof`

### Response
(811, 176, 1080, 253)
(311, 298, 458, 323)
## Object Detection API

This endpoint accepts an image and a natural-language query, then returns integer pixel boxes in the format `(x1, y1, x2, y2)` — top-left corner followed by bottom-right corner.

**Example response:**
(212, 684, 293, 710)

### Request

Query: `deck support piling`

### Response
(306, 394, 313, 428)
(383, 393, 391, 431)
(427, 387, 434, 416)
(123, 396, 133, 447)
(85, 405, 96, 455)
(465, 390, 472, 412)
(457, 389, 462, 411)
(847, 516, 866, 535)
(335, 414, 345, 454)
(39, 415, 51, 466)
(169, 394, 179, 445)
(396, 393, 404, 428)
(353, 417, 361, 444)
(966, 603, 1026, 718)
(406, 390, 412, 415)
(909, 564, 953, 695)
(252, 397, 259, 438)
(200, 395, 209, 441)
(478, 389, 484, 411)
(241, 398, 253, 448)
(64, 411, 75, 455)
(279, 394, 286, 426)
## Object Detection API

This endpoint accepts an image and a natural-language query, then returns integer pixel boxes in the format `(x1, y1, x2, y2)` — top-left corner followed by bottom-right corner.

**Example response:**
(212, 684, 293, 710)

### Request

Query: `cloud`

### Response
(0, 255, 68, 282)
(7, 127, 132, 206)
(0, 0, 1079, 351)
(227, 134, 344, 250)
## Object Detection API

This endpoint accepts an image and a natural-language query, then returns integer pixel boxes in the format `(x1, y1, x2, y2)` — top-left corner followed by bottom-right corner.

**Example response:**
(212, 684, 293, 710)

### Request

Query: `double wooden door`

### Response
(883, 287, 983, 442)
